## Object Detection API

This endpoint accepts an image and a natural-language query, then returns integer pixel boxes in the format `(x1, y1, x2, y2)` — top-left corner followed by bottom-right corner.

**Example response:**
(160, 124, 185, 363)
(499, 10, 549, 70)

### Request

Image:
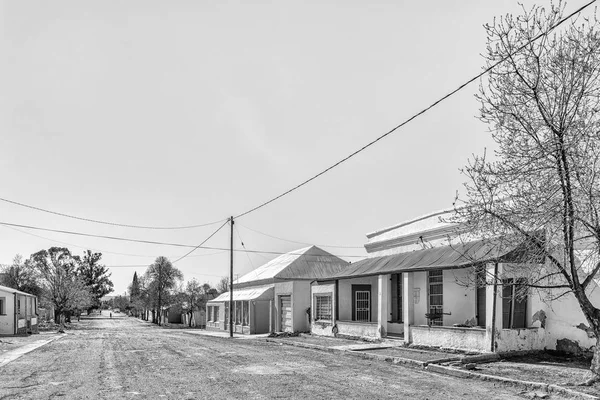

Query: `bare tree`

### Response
(216, 276, 229, 294)
(454, 2, 600, 383)
(0, 254, 43, 297)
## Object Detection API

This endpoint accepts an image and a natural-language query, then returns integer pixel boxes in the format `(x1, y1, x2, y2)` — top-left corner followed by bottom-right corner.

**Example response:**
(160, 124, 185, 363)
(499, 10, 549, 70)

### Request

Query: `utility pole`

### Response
(229, 216, 234, 338)
(157, 261, 162, 326)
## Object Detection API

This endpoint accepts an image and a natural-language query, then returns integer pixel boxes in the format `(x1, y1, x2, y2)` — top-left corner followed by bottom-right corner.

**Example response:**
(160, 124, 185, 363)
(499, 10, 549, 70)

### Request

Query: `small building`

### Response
(310, 210, 600, 355)
(0, 285, 39, 336)
(206, 245, 349, 334)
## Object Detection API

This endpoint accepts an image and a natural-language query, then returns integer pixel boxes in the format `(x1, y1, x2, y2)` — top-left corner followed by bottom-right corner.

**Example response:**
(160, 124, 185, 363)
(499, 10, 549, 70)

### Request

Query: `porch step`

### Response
(385, 333, 404, 341)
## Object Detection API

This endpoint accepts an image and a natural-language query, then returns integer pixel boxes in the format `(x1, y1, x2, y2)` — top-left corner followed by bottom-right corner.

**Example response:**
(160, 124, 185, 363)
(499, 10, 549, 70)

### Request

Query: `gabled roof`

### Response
(209, 285, 274, 302)
(235, 245, 350, 285)
(0, 285, 37, 297)
(327, 238, 517, 280)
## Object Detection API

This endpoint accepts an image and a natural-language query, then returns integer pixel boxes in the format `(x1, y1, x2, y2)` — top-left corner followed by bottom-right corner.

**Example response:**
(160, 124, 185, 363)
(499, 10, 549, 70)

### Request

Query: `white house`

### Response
(206, 246, 349, 334)
(0, 285, 39, 336)
(310, 210, 600, 354)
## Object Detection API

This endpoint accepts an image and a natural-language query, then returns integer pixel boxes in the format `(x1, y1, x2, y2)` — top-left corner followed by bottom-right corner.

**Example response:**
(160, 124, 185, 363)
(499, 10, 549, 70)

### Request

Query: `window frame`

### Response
(314, 294, 333, 323)
(428, 269, 444, 326)
(207, 306, 213, 322)
(0, 297, 5, 316)
(502, 278, 528, 329)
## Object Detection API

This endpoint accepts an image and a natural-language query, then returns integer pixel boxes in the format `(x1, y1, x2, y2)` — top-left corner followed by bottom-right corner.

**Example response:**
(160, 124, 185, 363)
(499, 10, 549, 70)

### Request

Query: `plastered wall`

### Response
(0, 291, 14, 335)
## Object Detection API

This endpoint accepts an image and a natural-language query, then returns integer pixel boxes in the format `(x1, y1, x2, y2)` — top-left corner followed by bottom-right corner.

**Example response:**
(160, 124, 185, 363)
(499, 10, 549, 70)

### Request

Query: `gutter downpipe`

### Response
(14, 293, 17, 335)
(335, 280, 339, 321)
(490, 262, 499, 352)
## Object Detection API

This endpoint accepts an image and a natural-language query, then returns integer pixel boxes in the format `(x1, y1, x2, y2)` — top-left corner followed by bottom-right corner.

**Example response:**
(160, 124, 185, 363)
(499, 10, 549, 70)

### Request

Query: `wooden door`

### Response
(280, 296, 292, 332)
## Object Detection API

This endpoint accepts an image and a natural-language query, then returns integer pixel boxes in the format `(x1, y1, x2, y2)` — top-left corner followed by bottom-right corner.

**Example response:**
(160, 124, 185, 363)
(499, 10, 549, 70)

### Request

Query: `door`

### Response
(476, 267, 486, 327)
(280, 296, 292, 332)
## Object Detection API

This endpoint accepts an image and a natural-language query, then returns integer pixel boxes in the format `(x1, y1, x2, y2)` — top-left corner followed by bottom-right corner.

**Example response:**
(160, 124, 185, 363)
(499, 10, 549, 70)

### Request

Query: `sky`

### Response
(1, 0, 591, 296)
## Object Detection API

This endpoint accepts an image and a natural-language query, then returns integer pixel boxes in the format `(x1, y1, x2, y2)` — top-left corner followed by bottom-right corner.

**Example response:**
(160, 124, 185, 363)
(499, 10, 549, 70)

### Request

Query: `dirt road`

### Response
(0, 317, 528, 399)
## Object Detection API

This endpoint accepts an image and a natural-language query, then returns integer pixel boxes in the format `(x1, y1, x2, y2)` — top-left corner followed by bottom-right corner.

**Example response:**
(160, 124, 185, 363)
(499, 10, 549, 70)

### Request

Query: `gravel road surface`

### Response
(0, 317, 531, 399)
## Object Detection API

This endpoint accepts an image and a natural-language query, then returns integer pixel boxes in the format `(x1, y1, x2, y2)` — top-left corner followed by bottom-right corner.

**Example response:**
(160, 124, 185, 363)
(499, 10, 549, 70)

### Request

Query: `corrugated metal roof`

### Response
(0, 284, 36, 297)
(235, 245, 350, 284)
(209, 285, 274, 302)
(328, 238, 514, 279)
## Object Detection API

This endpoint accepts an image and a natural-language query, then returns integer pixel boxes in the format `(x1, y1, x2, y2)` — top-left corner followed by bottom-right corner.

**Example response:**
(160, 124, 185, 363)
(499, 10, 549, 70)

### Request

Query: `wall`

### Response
(495, 328, 545, 352)
(0, 291, 14, 335)
(541, 280, 600, 352)
(205, 302, 225, 331)
(338, 276, 379, 321)
(274, 281, 293, 332)
(273, 280, 312, 333)
(336, 321, 379, 338)
(293, 281, 311, 332)
(311, 282, 336, 336)
(412, 326, 488, 352)
(442, 269, 477, 326)
(253, 300, 271, 334)
(412, 272, 428, 326)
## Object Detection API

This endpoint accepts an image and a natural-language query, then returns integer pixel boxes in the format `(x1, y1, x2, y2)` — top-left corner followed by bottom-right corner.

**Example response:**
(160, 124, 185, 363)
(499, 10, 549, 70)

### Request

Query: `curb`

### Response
(265, 338, 598, 400)
(426, 364, 598, 400)
(0, 334, 66, 368)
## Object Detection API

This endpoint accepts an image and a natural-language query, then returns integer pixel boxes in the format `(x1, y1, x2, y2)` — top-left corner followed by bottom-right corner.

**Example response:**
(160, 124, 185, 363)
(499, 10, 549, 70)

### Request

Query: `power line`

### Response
(233, 0, 597, 220)
(0, 220, 366, 258)
(0, 223, 226, 259)
(237, 223, 365, 249)
(172, 220, 229, 263)
(234, 224, 254, 269)
(0, 196, 227, 230)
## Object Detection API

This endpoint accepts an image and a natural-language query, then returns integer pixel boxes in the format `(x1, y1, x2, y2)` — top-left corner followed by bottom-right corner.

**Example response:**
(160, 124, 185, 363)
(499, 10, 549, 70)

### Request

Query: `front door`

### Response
(280, 296, 292, 332)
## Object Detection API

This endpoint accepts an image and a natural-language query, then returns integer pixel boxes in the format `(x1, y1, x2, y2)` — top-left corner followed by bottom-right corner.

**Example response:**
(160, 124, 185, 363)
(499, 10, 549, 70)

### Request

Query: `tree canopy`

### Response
(75, 250, 114, 312)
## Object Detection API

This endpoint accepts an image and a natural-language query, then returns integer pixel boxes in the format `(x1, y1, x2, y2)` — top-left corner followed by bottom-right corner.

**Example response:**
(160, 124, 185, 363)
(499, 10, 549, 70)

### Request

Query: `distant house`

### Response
(206, 246, 349, 334)
(310, 210, 600, 355)
(0, 285, 39, 336)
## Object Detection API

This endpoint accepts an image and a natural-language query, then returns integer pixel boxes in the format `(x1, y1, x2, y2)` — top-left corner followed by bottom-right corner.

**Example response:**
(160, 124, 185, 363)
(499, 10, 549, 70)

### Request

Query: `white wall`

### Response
(443, 269, 477, 326)
(413, 271, 428, 326)
(0, 290, 14, 335)
(274, 281, 293, 332)
(311, 282, 336, 336)
(293, 281, 311, 332)
(541, 280, 600, 352)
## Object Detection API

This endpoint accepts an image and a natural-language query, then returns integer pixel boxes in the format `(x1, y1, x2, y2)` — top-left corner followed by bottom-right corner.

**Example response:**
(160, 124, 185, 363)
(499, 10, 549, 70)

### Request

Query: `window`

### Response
(207, 306, 213, 321)
(235, 301, 242, 325)
(352, 285, 371, 322)
(0, 297, 5, 315)
(502, 278, 527, 329)
(391, 274, 403, 323)
(224, 302, 229, 327)
(213, 305, 218, 323)
(315, 295, 332, 322)
(428, 270, 444, 326)
(242, 301, 249, 326)
(17, 299, 21, 315)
